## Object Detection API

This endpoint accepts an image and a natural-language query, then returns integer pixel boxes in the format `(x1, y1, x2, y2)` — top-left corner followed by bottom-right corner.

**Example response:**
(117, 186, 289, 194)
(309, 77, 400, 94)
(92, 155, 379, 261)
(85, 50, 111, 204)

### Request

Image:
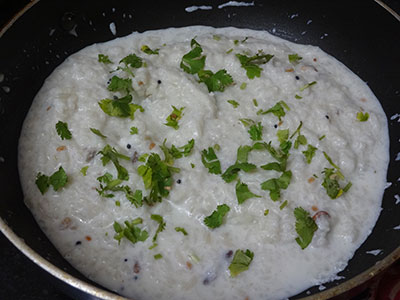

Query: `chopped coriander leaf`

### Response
(191, 163, 195, 168)
(258, 101, 290, 121)
(204, 204, 230, 228)
(180, 39, 206, 74)
(357, 111, 369, 122)
(226, 48, 233, 54)
(322, 168, 343, 199)
(149, 243, 158, 250)
(120, 53, 143, 68)
(222, 162, 256, 183)
(295, 94, 303, 99)
(80, 166, 89, 176)
(151, 214, 166, 242)
(98, 144, 130, 180)
(56, 121, 72, 140)
(322, 151, 341, 171)
(290, 121, 303, 139)
(201, 147, 222, 174)
(138, 153, 149, 162)
(253, 98, 258, 107)
(165, 106, 184, 130)
(214, 144, 221, 151)
(261, 170, 292, 201)
(302, 144, 317, 164)
(141, 45, 159, 55)
(264, 209, 269, 216)
(248, 122, 263, 141)
(99, 95, 144, 119)
(299, 81, 317, 92)
(113, 219, 148, 245)
(123, 187, 143, 207)
(115, 200, 121, 207)
(90, 128, 107, 139)
(343, 182, 353, 192)
(107, 76, 133, 93)
(288, 53, 302, 64)
(294, 135, 307, 149)
(239, 118, 254, 127)
(319, 135, 326, 141)
(294, 207, 318, 249)
(96, 172, 123, 198)
(175, 227, 188, 236)
(236, 145, 253, 163)
(234, 39, 239, 45)
(280, 140, 292, 155)
(236, 181, 261, 204)
(138, 153, 180, 205)
(277, 129, 289, 143)
(161, 139, 195, 160)
(228, 100, 240, 108)
(130, 126, 138, 135)
(35, 173, 50, 195)
(154, 254, 163, 260)
(49, 166, 68, 191)
(279, 200, 288, 210)
(228, 249, 254, 277)
(240, 82, 247, 90)
(260, 162, 285, 172)
(98, 54, 113, 64)
(198, 69, 234, 92)
(236, 52, 274, 79)
(213, 34, 221, 41)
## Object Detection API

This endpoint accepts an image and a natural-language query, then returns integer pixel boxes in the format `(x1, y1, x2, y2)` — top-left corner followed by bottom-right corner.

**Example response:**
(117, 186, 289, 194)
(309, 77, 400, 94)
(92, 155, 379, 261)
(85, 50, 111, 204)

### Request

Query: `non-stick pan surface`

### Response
(0, 1, 399, 299)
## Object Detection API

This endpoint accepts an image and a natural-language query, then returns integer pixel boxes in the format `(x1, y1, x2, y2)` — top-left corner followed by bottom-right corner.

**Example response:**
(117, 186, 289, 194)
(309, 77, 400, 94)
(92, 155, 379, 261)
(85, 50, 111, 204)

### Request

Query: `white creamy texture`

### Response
(18, 26, 389, 300)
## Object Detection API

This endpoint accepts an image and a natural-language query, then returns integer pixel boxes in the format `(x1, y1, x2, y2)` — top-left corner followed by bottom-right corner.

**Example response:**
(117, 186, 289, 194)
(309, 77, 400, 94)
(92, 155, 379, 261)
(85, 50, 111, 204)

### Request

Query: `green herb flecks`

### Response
(151, 214, 166, 243)
(204, 204, 230, 229)
(201, 147, 222, 174)
(227, 100, 240, 108)
(175, 227, 188, 236)
(99, 95, 144, 119)
(288, 53, 302, 65)
(98, 145, 130, 181)
(107, 76, 133, 94)
(236, 52, 274, 79)
(56, 121, 72, 140)
(198, 69, 234, 92)
(261, 170, 292, 201)
(257, 100, 290, 121)
(130, 127, 138, 135)
(294, 207, 317, 249)
(228, 249, 254, 277)
(180, 39, 206, 74)
(357, 111, 369, 122)
(300, 81, 317, 92)
(236, 181, 261, 204)
(35, 166, 68, 194)
(165, 106, 184, 130)
(141, 45, 159, 55)
(302, 144, 317, 164)
(248, 122, 263, 141)
(98, 54, 113, 64)
(90, 128, 107, 139)
(113, 218, 148, 245)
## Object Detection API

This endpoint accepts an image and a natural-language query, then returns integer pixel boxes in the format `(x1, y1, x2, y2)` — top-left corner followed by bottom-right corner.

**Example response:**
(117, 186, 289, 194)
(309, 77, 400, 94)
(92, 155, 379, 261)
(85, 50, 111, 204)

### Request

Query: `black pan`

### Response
(0, 1, 399, 299)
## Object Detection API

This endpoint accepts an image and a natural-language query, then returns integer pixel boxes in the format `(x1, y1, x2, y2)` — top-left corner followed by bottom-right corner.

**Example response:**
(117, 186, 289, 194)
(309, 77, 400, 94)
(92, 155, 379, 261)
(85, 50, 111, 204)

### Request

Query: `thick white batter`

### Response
(18, 27, 389, 300)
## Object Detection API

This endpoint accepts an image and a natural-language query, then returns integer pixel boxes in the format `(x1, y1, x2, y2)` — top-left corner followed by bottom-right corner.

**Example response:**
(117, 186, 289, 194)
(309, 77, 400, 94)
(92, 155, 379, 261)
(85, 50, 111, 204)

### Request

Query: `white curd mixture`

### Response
(18, 27, 389, 300)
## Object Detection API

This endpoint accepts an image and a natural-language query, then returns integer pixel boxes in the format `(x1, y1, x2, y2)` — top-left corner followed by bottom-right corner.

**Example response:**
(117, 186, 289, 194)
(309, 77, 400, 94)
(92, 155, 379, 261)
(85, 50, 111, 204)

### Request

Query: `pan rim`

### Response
(0, 0, 399, 299)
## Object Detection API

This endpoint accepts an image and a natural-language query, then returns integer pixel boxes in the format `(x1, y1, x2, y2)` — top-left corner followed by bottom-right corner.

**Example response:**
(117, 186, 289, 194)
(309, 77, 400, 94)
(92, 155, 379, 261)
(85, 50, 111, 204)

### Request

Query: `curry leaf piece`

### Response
(180, 39, 206, 74)
(201, 147, 222, 174)
(236, 52, 274, 79)
(236, 181, 261, 204)
(56, 121, 72, 140)
(294, 207, 318, 250)
(198, 69, 234, 92)
(228, 249, 254, 277)
(204, 204, 230, 229)
(165, 106, 184, 130)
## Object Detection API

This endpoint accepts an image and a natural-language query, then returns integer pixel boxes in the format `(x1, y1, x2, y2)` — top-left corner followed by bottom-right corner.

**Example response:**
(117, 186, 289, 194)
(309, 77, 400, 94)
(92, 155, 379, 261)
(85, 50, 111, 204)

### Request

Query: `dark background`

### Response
(1, 0, 399, 300)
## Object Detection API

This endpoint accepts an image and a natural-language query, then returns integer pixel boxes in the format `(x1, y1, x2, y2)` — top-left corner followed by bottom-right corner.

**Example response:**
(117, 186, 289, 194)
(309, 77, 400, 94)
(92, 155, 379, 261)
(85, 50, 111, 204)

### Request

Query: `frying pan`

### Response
(0, 1, 399, 299)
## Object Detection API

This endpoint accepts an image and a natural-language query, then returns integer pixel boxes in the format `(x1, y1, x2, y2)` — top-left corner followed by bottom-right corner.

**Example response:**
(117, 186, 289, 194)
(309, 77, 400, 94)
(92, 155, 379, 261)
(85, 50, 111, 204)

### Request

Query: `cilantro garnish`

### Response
(321, 151, 352, 199)
(201, 147, 222, 174)
(248, 122, 263, 141)
(261, 170, 292, 201)
(161, 139, 195, 160)
(90, 128, 107, 139)
(239, 118, 254, 127)
(289, 121, 307, 149)
(180, 39, 206, 74)
(98, 145, 130, 180)
(137, 153, 179, 205)
(299, 81, 317, 92)
(204, 204, 230, 228)
(154, 254, 163, 259)
(277, 129, 289, 144)
(302, 144, 317, 164)
(113, 218, 149, 245)
(295, 94, 303, 99)
(288, 54, 302, 64)
(151, 214, 166, 243)
(107, 76, 133, 94)
(130, 126, 138, 135)
(264, 209, 269, 216)
(99, 95, 144, 119)
(118, 53, 143, 76)
(240, 82, 247, 90)
(80, 166, 89, 176)
(141, 45, 159, 55)
(357, 111, 369, 122)
(35, 166, 68, 194)
(279, 200, 288, 210)
(98, 54, 113, 64)
(221, 145, 256, 182)
(198, 69, 234, 92)
(56, 121, 72, 140)
(96, 172, 123, 198)
(227, 100, 239, 108)
(175, 227, 188, 236)
(260, 162, 285, 172)
(236, 52, 274, 79)
(257, 100, 290, 121)
(165, 106, 184, 130)
(253, 99, 258, 107)
(228, 249, 254, 277)
(294, 207, 318, 249)
(213, 35, 221, 41)
(236, 181, 261, 204)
